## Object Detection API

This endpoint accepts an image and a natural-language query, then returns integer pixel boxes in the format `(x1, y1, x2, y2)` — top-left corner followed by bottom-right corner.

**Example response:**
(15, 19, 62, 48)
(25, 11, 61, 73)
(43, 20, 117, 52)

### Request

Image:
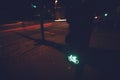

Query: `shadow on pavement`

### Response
(35, 37, 120, 80)
(13, 32, 120, 80)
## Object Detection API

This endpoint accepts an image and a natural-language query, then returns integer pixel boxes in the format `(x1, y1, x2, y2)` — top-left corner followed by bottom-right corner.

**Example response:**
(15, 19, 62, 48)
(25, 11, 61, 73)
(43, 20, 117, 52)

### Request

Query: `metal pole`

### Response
(40, 11, 45, 41)
(39, 2, 45, 41)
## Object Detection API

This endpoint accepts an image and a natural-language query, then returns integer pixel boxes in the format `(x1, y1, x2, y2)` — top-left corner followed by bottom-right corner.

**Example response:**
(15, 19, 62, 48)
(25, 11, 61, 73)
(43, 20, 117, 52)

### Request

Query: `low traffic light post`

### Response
(31, 1, 45, 42)
(38, 1, 45, 41)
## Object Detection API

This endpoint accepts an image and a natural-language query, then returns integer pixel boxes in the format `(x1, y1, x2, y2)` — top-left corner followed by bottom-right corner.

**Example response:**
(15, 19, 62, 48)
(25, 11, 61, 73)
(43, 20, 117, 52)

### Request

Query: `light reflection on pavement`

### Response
(1, 22, 53, 32)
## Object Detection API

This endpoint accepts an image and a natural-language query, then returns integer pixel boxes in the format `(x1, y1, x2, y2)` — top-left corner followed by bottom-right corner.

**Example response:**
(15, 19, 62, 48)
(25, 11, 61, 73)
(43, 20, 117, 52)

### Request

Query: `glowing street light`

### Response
(94, 16, 98, 19)
(55, 0, 58, 4)
(55, 0, 58, 8)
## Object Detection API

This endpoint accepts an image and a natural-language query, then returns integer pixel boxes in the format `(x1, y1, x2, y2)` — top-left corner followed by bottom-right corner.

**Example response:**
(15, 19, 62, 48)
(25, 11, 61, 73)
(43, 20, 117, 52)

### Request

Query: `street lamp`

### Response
(55, 0, 58, 9)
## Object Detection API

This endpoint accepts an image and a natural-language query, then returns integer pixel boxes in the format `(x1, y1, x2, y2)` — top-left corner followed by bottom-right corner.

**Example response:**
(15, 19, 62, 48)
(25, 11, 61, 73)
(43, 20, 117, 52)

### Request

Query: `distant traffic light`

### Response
(104, 13, 108, 17)
(31, 4, 37, 8)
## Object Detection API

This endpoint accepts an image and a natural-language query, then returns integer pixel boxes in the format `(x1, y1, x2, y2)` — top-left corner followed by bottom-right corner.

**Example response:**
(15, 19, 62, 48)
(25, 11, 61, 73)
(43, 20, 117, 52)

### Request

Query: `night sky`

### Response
(0, 0, 56, 20)
(0, 0, 32, 18)
(0, 0, 119, 22)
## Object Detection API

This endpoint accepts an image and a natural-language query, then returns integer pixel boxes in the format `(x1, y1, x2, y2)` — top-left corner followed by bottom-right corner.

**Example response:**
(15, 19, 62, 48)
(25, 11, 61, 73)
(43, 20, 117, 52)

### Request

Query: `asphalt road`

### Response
(0, 21, 75, 80)
(0, 21, 120, 80)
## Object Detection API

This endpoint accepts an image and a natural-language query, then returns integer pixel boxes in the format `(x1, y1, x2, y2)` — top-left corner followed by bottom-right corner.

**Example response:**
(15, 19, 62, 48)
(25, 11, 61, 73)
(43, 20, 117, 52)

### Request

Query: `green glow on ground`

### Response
(68, 54, 79, 64)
